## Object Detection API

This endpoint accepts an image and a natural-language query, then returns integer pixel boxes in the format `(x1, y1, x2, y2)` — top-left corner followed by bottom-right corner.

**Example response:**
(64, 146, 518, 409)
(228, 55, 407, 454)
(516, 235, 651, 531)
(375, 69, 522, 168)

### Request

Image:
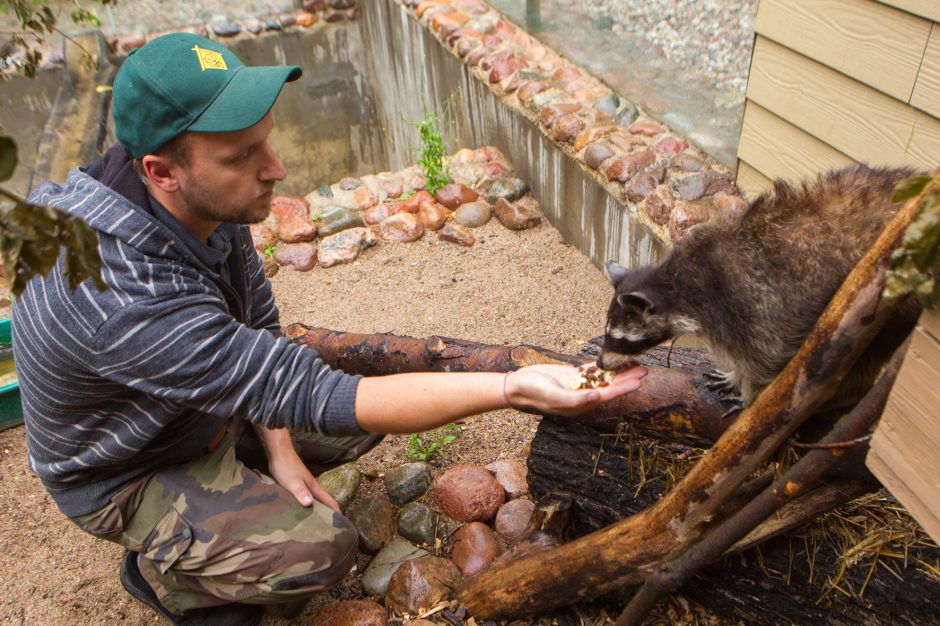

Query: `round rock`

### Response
(451, 521, 501, 576)
(494, 498, 535, 545)
(309, 600, 388, 626)
(453, 201, 492, 227)
(360, 537, 428, 597)
(397, 501, 438, 547)
(348, 493, 395, 554)
(316, 463, 361, 512)
(384, 462, 433, 506)
(434, 464, 505, 522)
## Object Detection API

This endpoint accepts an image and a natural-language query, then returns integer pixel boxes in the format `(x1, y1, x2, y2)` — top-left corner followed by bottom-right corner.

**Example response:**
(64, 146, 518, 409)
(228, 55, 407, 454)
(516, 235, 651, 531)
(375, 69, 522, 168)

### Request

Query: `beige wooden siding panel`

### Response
(755, 0, 932, 101)
(875, 0, 940, 22)
(747, 37, 939, 171)
(735, 160, 774, 198)
(738, 102, 855, 183)
(921, 307, 940, 342)
(912, 26, 940, 125)
(867, 447, 940, 544)
(868, 327, 940, 544)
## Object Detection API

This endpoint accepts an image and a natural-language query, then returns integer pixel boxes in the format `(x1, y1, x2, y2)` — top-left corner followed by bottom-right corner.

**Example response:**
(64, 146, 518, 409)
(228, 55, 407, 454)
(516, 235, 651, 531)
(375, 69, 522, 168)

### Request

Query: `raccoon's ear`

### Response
(617, 292, 654, 313)
(605, 260, 630, 284)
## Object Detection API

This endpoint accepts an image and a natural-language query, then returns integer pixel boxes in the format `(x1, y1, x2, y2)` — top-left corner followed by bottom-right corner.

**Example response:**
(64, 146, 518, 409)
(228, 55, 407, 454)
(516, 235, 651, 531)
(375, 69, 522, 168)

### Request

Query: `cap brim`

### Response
(187, 65, 302, 133)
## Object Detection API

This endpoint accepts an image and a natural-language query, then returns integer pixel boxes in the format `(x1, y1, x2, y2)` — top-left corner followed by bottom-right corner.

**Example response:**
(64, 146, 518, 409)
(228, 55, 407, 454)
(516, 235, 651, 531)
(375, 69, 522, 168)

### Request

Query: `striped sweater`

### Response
(12, 147, 363, 517)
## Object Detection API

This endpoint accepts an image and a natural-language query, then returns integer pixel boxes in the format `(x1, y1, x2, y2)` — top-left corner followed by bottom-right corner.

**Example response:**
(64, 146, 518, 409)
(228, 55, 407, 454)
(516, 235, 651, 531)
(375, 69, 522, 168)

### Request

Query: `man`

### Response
(11, 32, 647, 624)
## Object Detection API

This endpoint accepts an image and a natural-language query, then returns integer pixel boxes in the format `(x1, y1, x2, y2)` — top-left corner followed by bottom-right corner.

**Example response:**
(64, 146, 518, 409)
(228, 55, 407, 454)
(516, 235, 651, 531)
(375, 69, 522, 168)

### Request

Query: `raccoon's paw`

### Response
(704, 369, 737, 394)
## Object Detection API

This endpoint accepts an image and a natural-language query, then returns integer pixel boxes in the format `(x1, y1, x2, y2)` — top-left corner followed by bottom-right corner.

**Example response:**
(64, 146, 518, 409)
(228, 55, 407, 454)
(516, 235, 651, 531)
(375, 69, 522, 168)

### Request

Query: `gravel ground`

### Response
(575, 0, 758, 97)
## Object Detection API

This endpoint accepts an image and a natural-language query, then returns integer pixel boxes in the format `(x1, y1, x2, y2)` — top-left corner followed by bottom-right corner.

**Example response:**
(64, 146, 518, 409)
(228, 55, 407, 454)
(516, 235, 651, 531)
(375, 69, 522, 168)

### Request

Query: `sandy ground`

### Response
(0, 215, 616, 625)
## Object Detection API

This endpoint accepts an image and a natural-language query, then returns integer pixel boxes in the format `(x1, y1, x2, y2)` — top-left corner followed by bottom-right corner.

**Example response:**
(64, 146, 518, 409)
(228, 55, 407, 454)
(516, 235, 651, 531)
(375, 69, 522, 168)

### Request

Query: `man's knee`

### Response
(270, 518, 358, 593)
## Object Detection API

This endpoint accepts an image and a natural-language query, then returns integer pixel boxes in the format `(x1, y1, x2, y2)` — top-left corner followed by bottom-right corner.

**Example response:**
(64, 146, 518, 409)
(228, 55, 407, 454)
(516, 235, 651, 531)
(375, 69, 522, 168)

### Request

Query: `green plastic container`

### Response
(0, 317, 23, 431)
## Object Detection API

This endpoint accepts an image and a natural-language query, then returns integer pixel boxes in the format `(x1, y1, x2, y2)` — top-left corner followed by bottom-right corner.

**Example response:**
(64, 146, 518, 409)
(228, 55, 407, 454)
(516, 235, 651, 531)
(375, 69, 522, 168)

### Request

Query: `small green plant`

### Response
(399, 189, 416, 201)
(310, 211, 324, 222)
(263, 243, 278, 257)
(414, 109, 451, 196)
(406, 423, 459, 462)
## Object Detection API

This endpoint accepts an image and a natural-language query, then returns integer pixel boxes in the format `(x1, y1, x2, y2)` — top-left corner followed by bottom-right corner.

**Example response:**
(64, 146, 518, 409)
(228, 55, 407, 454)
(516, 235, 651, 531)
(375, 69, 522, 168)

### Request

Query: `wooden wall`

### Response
(737, 0, 940, 544)
(737, 0, 940, 197)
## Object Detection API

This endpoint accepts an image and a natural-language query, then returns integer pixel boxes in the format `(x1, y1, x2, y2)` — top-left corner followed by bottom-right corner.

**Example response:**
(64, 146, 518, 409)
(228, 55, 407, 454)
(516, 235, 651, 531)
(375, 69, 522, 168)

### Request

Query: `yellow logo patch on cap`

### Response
(192, 45, 227, 72)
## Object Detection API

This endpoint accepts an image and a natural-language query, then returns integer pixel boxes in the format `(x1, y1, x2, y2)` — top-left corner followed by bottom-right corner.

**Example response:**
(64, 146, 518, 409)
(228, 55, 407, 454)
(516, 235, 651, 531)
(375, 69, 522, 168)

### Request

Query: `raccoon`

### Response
(600, 165, 923, 407)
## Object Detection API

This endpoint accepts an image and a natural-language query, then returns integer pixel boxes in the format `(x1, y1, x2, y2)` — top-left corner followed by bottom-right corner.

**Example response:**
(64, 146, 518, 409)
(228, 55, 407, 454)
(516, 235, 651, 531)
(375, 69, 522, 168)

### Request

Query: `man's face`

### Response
(175, 112, 285, 225)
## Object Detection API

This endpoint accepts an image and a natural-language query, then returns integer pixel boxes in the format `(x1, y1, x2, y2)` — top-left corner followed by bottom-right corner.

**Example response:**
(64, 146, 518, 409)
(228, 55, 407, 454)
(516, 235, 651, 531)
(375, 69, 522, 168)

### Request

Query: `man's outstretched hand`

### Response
(503, 363, 648, 415)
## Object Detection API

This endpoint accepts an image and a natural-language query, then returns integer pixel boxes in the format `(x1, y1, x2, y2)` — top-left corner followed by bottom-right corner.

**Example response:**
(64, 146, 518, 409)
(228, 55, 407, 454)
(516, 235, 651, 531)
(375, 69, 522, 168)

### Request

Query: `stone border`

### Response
(400, 0, 747, 247)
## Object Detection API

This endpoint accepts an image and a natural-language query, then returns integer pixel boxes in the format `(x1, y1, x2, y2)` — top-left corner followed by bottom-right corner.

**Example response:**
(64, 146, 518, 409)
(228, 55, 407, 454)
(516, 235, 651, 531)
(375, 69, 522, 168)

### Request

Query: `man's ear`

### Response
(141, 155, 181, 193)
(617, 291, 654, 313)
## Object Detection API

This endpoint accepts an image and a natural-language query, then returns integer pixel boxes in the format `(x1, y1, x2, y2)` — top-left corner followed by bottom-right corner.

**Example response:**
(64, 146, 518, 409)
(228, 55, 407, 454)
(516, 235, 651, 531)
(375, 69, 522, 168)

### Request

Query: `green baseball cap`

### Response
(112, 32, 302, 159)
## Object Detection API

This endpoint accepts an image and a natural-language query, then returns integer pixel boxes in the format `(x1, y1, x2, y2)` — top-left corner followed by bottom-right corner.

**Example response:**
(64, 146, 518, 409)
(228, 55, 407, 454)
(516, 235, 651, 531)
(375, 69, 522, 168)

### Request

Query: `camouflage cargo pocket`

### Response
(142, 507, 195, 575)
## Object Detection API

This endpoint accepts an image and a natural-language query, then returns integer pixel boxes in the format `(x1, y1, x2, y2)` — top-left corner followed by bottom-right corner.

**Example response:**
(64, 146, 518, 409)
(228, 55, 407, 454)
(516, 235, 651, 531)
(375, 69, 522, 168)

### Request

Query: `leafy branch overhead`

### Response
(1, 138, 105, 296)
(884, 171, 940, 306)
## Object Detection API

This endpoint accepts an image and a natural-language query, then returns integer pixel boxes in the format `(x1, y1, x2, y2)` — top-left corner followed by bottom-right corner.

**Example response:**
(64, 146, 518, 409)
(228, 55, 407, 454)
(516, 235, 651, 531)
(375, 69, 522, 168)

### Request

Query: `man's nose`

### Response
(259, 145, 286, 182)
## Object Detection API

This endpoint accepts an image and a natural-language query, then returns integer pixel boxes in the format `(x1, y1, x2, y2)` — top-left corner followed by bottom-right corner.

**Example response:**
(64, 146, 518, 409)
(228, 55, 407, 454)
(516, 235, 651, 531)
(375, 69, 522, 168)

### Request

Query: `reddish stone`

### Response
(483, 162, 508, 177)
(276, 214, 317, 243)
(499, 70, 523, 92)
(338, 176, 363, 190)
(434, 464, 505, 522)
(624, 168, 665, 204)
(670, 153, 705, 172)
(608, 132, 644, 153)
(270, 195, 310, 222)
(479, 49, 512, 71)
(416, 1, 448, 19)
(655, 137, 688, 155)
(455, 0, 487, 15)
(450, 148, 484, 165)
(262, 254, 279, 278)
(712, 191, 749, 218)
(455, 36, 480, 58)
(385, 557, 461, 616)
(435, 183, 479, 210)
(364, 203, 391, 225)
(309, 600, 388, 626)
(571, 87, 610, 104)
(439, 222, 475, 247)
(538, 103, 581, 127)
(481, 33, 502, 50)
(379, 176, 403, 199)
(489, 55, 526, 83)
(493, 197, 541, 230)
(495, 499, 536, 545)
(417, 201, 449, 231)
(485, 459, 529, 498)
(645, 185, 675, 225)
(572, 125, 619, 152)
(517, 80, 550, 104)
(302, 0, 326, 11)
(120, 34, 146, 52)
(627, 122, 666, 137)
(430, 12, 468, 39)
(669, 201, 712, 244)
(396, 190, 435, 214)
(296, 11, 318, 27)
(466, 46, 488, 67)
(451, 522, 501, 576)
(605, 149, 656, 183)
(674, 170, 735, 201)
(583, 142, 615, 171)
(552, 114, 584, 143)
(355, 185, 378, 210)
(249, 224, 276, 253)
(377, 213, 424, 243)
(272, 243, 317, 271)
(318, 227, 375, 267)
(552, 66, 582, 84)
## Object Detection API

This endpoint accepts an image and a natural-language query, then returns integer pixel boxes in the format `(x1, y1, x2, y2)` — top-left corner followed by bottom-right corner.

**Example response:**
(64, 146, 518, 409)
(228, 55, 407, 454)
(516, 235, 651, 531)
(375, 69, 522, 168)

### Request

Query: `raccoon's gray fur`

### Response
(600, 164, 923, 406)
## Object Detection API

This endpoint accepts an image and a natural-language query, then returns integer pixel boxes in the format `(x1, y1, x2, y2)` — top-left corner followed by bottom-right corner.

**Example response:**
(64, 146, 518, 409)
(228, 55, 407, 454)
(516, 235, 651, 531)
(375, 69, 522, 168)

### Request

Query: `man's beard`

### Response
(180, 178, 274, 225)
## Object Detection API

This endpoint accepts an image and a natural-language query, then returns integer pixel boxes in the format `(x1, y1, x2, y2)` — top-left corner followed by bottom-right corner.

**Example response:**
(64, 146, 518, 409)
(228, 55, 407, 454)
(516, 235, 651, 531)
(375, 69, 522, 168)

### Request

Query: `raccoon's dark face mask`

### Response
(599, 260, 674, 370)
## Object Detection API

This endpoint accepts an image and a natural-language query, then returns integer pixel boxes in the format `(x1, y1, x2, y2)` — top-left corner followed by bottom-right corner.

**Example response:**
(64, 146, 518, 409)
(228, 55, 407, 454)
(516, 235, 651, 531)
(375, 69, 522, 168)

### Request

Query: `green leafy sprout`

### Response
(263, 243, 278, 257)
(413, 109, 451, 196)
(406, 423, 460, 462)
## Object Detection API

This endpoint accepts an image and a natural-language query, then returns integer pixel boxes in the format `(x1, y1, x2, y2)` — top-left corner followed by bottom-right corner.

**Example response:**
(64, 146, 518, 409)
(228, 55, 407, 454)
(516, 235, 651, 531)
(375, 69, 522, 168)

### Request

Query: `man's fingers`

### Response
(307, 478, 341, 513)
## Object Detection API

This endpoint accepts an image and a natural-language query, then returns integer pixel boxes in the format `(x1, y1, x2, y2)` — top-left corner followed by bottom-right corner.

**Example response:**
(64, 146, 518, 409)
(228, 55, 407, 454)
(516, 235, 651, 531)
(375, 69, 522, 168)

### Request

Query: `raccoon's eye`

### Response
(617, 292, 654, 313)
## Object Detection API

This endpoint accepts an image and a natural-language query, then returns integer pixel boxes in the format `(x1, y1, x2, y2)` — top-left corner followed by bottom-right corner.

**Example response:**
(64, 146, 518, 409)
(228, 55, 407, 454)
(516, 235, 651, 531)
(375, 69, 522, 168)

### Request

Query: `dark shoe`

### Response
(119, 551, 262, 626)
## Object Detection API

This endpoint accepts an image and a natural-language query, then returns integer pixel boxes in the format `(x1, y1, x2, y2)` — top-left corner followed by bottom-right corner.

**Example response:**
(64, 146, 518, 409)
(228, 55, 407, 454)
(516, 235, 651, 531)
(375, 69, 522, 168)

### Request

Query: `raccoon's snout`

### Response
(598, 350, 637, 371)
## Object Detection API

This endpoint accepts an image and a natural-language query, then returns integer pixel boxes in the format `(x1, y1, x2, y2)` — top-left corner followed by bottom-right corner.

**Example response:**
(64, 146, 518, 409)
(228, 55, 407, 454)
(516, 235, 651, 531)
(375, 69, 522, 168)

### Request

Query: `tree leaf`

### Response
(892, 176, 932, 203)
(0, 136, 17, 182)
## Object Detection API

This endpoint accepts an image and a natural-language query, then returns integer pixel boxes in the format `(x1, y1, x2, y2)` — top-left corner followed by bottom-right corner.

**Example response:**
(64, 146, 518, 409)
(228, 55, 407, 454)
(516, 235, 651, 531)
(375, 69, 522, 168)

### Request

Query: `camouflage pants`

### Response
(72, 427, 382, 613)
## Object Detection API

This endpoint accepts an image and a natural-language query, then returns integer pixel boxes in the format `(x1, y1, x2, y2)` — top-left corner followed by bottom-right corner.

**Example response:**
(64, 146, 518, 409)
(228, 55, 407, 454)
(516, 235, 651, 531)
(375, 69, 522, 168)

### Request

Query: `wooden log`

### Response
(451, 171, 940, 619)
